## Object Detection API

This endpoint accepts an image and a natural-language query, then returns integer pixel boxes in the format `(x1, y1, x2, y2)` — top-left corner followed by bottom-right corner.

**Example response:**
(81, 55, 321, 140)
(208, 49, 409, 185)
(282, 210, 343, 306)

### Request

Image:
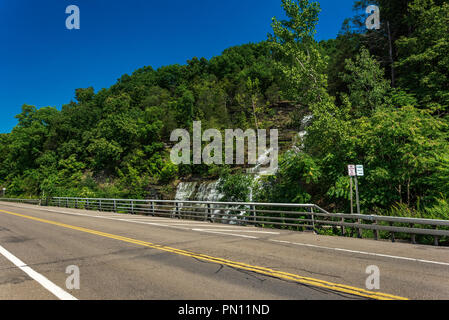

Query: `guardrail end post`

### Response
(389, 222, 395, 242)
(411, 234, 416, 244)
(373, 218, 379, 240)
(206, 204, 210, 222)
(310, 207, 317, 234)
(175, 202, 179, 219)
(434, 236, 439, 247)
(252, 205, 256, 226)
(357, 219, 362, 239)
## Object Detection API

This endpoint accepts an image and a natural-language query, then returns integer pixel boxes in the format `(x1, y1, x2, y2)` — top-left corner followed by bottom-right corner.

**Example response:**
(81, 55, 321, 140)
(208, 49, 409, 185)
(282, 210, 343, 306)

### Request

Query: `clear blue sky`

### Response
(0, 0, 356, 133)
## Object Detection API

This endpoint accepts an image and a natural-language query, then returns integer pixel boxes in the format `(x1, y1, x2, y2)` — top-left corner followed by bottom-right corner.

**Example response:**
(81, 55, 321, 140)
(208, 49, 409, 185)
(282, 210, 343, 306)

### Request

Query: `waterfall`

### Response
(174, 180, 229, 222)
(247, 147, 275, 176)
(293, 114, 313, 152)
(175, 180, 223, 202)
(248, 113, 313, 201)
(195, 180, 223, 201)
(174, 182, 198, 201)
(173, 114, 313, 222)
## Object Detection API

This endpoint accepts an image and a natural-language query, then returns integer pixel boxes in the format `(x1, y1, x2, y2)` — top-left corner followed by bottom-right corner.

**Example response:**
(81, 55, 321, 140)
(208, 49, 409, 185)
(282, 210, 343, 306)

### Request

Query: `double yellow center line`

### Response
(0, 209, 408, 300)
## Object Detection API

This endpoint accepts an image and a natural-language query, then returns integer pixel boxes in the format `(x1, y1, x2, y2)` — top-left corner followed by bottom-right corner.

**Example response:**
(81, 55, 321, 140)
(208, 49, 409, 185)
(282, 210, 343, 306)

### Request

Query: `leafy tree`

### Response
(341, 48, 391, 117)
(395, 0, 449, 113)
(1, 0, 448, 225)
(269, 0, 328, 107)
(218, 173, 255, 202)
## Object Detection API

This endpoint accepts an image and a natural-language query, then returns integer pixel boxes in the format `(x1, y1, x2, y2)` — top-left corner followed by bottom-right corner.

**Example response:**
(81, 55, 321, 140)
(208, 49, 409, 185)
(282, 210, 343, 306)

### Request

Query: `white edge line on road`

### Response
(153, 223, 246, 227)
(193, 228, 280, 234)
(34, 209, 193, 231)
(0, 244, 77, 300)
(269, 239, 449, 267)
(37, 208, 262, 237)
(6, 205, 259, 240)
(192, 229, 258, 239)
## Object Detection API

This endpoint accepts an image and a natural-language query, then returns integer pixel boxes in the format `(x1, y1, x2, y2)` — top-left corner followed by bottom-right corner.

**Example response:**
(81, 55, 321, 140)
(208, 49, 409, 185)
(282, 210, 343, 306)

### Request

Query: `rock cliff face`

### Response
(172, 111, 313, 203)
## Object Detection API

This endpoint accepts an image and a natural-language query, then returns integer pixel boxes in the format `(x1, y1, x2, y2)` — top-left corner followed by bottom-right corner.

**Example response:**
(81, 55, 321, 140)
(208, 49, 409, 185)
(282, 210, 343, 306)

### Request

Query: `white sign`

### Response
(348, 165, 356, 177)
(356, 165, 364, 177)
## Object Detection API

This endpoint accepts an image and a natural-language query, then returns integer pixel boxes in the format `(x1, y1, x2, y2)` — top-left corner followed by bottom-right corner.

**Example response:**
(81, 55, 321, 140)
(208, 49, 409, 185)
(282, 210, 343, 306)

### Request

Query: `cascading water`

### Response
(174, 180, 223, 202)
(173, 113, 313, 222)
(249, 113, 313, 202)
(293, 114, 313, 152)
(174, 180, 227, 221)
(174, 182, 198, 201)
(247, 147, 273, 202)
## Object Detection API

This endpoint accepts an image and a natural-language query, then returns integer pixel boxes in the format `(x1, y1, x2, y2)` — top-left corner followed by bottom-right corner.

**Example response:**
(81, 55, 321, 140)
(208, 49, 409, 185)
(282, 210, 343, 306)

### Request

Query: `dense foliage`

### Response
(0, 41, 282, 198)
(1, 0, 448, 220)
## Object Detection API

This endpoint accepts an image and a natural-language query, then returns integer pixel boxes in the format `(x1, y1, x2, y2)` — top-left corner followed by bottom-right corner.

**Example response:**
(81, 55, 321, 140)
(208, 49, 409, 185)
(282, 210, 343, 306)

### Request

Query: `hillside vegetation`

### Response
(1, 0, 448, 220)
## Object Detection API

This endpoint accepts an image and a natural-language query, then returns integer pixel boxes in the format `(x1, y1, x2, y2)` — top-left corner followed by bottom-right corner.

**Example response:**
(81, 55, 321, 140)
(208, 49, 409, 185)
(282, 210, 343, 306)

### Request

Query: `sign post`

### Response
(352, 165, 364, 216)
(354, 175, 361, 238)
(355, 165, 364, 238)
(347, 165, 356, 215)
(356, 165, 364, 177)
(348, 165, 364, 238)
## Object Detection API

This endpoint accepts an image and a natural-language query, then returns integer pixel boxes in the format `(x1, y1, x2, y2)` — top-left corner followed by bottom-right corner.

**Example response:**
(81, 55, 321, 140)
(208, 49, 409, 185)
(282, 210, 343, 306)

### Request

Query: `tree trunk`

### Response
(387, 21, 396, 88)
(407, 178, 411, 207)
(252, 98, 259, 131)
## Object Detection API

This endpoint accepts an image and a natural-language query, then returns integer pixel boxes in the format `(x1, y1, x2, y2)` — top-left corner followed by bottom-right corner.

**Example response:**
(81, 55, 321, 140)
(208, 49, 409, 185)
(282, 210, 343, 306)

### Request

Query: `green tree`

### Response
(341, 48, 391, 117)
(395, 0, 449, 113)
(269, 0, 328, 106)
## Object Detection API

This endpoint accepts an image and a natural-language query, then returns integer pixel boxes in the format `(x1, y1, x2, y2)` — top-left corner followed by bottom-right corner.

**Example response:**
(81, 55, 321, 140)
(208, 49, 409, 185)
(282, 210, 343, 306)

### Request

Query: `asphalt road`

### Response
(0, 201, 448, 300)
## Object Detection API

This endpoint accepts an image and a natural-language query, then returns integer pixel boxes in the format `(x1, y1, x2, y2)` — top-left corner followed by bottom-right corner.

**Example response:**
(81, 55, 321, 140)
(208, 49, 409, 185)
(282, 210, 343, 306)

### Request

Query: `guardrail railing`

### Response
(0, 198, 41, 205)
(1, 197, 448, 246)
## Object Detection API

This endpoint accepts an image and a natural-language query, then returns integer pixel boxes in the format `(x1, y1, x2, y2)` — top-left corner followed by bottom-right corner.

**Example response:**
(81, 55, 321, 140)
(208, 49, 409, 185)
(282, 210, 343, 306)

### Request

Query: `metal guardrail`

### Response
(1, 197, 448, 246)
(0, 198, 41, 205)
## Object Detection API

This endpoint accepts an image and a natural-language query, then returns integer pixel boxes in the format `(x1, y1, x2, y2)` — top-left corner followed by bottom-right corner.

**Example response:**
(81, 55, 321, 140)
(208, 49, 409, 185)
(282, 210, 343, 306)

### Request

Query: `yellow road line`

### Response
(0, 209, 408, 300)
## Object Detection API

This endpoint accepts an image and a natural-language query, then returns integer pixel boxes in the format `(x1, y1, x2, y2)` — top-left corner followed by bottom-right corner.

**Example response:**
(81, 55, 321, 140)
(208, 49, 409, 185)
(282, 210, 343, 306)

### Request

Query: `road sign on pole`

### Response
(349, 176, 354, 214)
(354, 175, 362, 238)
(348, 165, 356, 177)
(348, 165, 356, 215)
(356, 165, 364, 177)
(348, 164, 364, 238)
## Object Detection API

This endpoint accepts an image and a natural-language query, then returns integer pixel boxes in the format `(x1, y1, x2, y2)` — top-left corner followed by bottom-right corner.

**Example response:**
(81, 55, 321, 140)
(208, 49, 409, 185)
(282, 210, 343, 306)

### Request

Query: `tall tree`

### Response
(395, 0, 449, 113)
(268, 0, 329, 107)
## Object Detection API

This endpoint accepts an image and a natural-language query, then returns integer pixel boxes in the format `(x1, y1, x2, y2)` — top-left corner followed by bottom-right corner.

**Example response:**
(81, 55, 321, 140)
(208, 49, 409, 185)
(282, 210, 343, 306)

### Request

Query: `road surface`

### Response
(0, 201, 448, 300)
